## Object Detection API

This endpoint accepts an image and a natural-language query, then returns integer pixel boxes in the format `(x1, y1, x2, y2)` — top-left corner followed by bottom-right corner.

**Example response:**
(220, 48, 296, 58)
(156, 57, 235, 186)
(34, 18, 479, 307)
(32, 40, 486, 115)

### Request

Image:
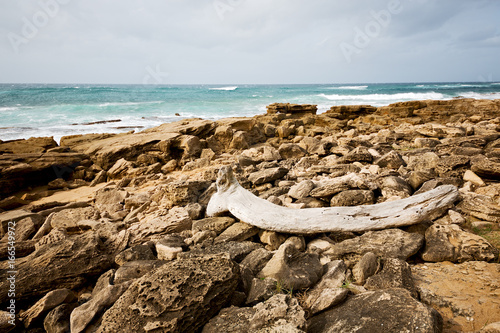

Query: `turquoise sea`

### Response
(1, 82, 500, 143)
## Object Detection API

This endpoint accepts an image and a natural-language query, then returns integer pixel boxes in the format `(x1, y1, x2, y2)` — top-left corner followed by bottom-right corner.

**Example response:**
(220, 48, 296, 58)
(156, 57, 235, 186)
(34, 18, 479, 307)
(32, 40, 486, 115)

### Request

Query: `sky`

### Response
(1, 0, 499, 84)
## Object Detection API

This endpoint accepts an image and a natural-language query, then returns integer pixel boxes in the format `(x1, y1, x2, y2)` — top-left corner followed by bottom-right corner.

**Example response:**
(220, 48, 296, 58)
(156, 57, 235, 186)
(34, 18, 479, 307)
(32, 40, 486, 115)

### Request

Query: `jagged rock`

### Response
(246, 277, 277, 305)
(330, 189, 374, 206)
(214, 222, 259, 244)
(471, 155, 500, 179)
(257, 242, 323, 290)
(0, 215, 41, 242)
(339, 146, 373, 163)
(304, 260, 348, 314)
(414, 137, 441, 148)
(288, 180, 315, 199)
(421, 224, 499, 262)
(44, 303, 78, 333)
(308, 164, 361, 176)
(457, 191, 500, 222)
(248, 167, 288, 185)
(258, 230, 287, 250)
(413, 261, 500, 332)
(374, 150, 406, 169)
(299, 136, 327, 155)
(364, 258, 417, 298)
(267, 102, 317, 115)
(408, 169, 437, 190)
(307, 288, 442, 333)
(160, 180, 211, 209)
(19, 289, 76, 328)
(192, 216, 236, 235)
(380, 175, 412, 199)
(480, 322, 500, 333)
(240, 248, 273, 276)
(326, 229, 424, 263)
(463, 169, 486, 186)
(155, 236, 185, 260)
(70, 274, 131, 333)
(0, 136, 58, 154)
(352, 252, 378, 284)
(0, 232, 112, 303)
(203, 294, 306, 333)
(94, 186, 128, 219)
(96, 256, 240, 333)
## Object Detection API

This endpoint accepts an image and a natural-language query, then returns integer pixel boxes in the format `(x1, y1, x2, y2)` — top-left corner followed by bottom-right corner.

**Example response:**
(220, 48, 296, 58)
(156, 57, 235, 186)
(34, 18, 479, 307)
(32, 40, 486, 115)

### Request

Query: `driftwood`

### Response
(207, 166, 459, 234)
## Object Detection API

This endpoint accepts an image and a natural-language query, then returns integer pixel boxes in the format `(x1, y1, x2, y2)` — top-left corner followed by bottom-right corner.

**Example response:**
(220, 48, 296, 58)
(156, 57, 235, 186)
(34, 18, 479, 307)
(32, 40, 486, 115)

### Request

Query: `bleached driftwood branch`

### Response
(207, 166, 459, 234)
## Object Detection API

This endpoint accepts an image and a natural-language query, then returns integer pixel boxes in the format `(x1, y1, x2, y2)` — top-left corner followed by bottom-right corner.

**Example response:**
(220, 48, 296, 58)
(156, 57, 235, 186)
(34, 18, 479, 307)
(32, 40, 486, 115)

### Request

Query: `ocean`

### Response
(1, 82, 500, 143)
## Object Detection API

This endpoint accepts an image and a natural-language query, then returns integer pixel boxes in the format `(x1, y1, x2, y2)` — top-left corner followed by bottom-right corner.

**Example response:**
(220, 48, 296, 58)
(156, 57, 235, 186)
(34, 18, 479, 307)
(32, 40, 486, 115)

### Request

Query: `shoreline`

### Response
(1, 98, 500, 332)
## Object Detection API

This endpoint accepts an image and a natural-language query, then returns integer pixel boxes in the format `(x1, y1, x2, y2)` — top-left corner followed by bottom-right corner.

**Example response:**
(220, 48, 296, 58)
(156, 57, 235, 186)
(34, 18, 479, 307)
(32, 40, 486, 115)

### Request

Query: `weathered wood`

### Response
(207, 166, 459, 234)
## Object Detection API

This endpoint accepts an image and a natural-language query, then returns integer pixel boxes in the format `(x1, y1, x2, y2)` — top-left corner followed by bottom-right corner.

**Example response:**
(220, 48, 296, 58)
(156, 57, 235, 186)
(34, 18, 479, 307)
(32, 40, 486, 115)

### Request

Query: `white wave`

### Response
(0, 107, 19, 112)
(209, 86, 238, 91)
(328, 85, 368, 90)
(458, 92, 500, 99)
(318, 92, 445, 102)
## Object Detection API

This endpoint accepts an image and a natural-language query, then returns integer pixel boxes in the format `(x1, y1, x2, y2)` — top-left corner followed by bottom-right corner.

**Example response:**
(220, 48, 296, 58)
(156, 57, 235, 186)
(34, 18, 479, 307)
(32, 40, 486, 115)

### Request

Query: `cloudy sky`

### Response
(1, 0, 499, 84)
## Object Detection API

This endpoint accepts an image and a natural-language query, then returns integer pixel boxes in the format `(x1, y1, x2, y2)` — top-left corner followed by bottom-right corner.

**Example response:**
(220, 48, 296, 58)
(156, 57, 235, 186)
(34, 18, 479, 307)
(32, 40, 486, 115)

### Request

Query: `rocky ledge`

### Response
(1, 98, 500, 333)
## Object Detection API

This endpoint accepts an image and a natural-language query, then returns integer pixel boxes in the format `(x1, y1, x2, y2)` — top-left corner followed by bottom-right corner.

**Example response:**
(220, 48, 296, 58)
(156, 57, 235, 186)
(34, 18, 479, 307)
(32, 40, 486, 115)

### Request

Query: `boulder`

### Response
(179, 241, 262, 262)
(115, 244, 156, 265)
(266, 102, 317, 115)
(374, 150, 406, 169)
(159, 180, 211, 209)
(50, 206, 100, 230)
(0, 136, 57, 154)
(471, 155, 500, 179)
(413, 261, 500, 332)
(248, 167, 288, 185)
(421, 224, 499, 262)
(288, 180, 315, 199)
(457, 191, 500, 223)
(352, 252, 379, 284)
(44, 303, 78, 333)
(278, 143, 306, 159)
(113, 260, 167, 285)
(203, 294, 306, 333)
(96, 256, 240, 333)
(307, 288, 442, 333)
(330, 189, 374, 206)
(364, 258, 418, 298)
(257, 242, 323, 290)
(326, 229, 424, 263)
(214, 222, 259, 244)
(19, 288, 76, 328)
(192, 216, 236, 235)
(0, 232, 112, 303)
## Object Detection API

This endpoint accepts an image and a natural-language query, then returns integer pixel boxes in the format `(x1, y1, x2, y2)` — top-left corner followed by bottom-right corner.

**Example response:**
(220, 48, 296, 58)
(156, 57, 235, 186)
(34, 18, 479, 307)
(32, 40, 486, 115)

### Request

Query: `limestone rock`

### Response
(0, 232, 112, 303)
(267, 102, 317, 115)
(471, 155, 500, 179)
(114, 244, 156, 266)
(159, 180, 211, 209)
(374, 150, 406, 169)
(421, 224, 499, 262)
(278, 143, 306, 159)
(257, 242, 323, 290)
(288, 180, 315, 199)
(364, 258, 418, 298)
(19, 288, 76, 328)
(352, 252, 379, 284)
(44, 303, 77, 333)
(246, 277, 277, 305)
(307, 288, 442, 333)
(413, 261, 500, 332)
(330, 189, 374, 206)
(326, 229, 424, 262)
(258, 230, 287, 251)
(179, 241, 262, 262)
(214, 222, 259, 244)
(304, 260, 349, 314)
(192, 216, 236, 235)
(457, 191, 500, 223)
(463, 169, 486, 186)
(248, 167, 288, 185)
(50, 206, 100, 230)
(96, 256, 240, 333)
(113, 260, 166, 285)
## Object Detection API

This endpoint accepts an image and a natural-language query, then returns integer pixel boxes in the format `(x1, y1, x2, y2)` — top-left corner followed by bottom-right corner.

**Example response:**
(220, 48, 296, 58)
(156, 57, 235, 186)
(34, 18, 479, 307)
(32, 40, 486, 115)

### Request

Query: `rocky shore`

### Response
(1, 98, 500, 332)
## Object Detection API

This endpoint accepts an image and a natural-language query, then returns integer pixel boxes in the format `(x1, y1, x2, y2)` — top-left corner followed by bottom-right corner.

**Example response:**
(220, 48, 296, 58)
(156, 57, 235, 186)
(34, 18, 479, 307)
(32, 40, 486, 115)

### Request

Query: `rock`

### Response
(0, 215, 41, 242)
(330, 189, 374, 206)
(299, 136, 327, 155)
(96, 256, 240, 333)
(113, 260, 167, 285)
(115, 244, 156, 265)
(204, 294, 306, 333)
(340, 146, 373, 163)
(463, 169, 486, 186)
(159, 180, 211, 209)
(480, 322, 500, 333)
(380, 175, 412, 199)
(246, 277, 277, 305)
(106, 158, 133, 179)
(128, 206, 192, 245)
(50, 206, 100, 230)
(90, 170, 107, 186)
(364, 258, 418, 297)
(304, 260, 348, 314)
(47, 178, 69, 190)
(374, 150, 406, 169)
(414, 137, 441, 148)
(248, 167, 288, 185)
(155, 238, 183, 260)
(421, 224, 499, 262)
(258, 230, 287, 251)
(457, 191, 500, 222)
(326, 229, 424, 263)
(214, 222, 259, 244)
(0, 232, 112, 303)
(278, 143, 306, 159)
(471, 155, 500, 179)
(257, 242, 323, 290)
(288, 180, 315, 199)
(267, 102, 317, 115)
(192, 216, 236, 235)
(240, 248, 273, 276)
(19, 288, 76, 328)
(70, 277, 131, 333)
(413, 261, 500, 332)
(0, 136, 57, 154)
(408, 169, 437, 190)
(307, 288, 442, 333)
(44, 303, 78, 333)
(94, 186, 128, 219)
(352, 252, 379, 284)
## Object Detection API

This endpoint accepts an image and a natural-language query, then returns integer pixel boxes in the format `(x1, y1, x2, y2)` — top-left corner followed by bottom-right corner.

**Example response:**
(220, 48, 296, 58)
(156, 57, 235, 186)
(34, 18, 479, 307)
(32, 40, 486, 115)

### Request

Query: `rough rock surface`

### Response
(307, 288, 443, 333)
(96, 256, 239, 333)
